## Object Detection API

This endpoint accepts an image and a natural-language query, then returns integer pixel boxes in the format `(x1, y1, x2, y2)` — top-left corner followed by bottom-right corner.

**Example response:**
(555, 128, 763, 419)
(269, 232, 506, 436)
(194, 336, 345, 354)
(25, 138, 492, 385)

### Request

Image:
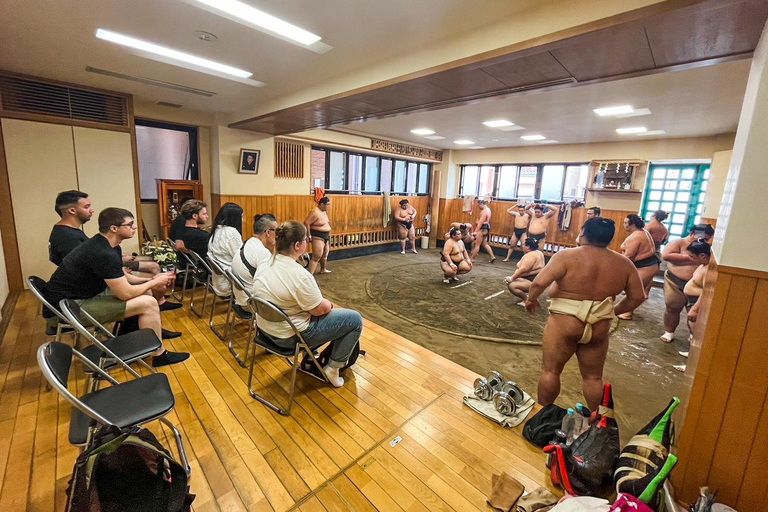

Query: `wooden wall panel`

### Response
(437, 199, 633, 253)
(215, 194, 428, 243)
(673, 264, 768, 508)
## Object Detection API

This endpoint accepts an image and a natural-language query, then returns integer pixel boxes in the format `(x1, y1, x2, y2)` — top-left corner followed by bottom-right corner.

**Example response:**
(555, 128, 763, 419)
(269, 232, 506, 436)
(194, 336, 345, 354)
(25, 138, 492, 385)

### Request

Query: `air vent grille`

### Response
(0, 75, 128, 127)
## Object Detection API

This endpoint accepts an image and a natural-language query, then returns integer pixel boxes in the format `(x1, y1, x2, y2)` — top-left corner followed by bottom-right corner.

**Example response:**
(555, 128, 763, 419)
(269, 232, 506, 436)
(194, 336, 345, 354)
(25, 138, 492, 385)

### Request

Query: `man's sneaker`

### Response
(152, 351, 190, 367)
(161, 328, 182, 339)
(159, 301, 182, 312)
(678, 350, 689, 358)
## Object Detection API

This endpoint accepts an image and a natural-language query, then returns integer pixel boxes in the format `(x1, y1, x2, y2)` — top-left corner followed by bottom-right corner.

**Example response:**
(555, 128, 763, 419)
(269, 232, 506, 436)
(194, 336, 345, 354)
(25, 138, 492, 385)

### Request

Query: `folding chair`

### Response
(166, 238, 186, 302)
(27, 276, 77, 344)
(59, 299, 162, 393)
(226, 270, 256, 367)
(37, 341, 191, 475)
(183, 250, 211, 317)
(246, 296, 329, 416)
(205, 257, 235, 341)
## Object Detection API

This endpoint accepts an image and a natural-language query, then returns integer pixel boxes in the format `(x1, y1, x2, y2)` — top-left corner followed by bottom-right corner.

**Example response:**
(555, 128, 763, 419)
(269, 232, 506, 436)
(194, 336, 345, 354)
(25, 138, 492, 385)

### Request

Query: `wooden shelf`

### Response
(586, 188, 642, 194)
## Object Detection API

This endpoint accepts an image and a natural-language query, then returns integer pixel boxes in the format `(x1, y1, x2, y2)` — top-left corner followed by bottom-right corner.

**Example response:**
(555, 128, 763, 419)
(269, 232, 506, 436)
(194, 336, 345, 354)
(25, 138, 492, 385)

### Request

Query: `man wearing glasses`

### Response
(44, 208, 189, 367)
(230, 213, 278, 315)
(660, 223, 715, 343)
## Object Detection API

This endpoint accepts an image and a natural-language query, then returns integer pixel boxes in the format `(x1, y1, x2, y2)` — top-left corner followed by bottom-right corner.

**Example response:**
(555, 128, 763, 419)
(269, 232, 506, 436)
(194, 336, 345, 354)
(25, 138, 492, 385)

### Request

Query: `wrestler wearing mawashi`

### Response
(525, 217, 645, 411)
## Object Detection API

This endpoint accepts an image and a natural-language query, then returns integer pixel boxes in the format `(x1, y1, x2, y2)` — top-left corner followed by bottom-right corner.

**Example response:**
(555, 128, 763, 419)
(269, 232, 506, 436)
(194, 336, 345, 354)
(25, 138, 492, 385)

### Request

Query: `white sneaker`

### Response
(412, 249, 418, 254)
(400, 251, 405, 255)
(443, 278, 450, 284)
(673, 364, 686, 373)
(323, 366, 344, 387)
(660, 332, 674, 343)
(678, 350, 689, 358)
(452, 276, 459, 281)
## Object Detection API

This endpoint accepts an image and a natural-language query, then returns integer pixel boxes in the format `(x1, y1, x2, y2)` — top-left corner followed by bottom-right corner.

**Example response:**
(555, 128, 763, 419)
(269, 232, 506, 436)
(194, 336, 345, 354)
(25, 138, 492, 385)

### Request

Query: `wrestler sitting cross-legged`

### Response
(505, 238, 545, 305)
(394, 199, 418, 254)
(440, 227, 472, 283)
(525, 217, 645, 411)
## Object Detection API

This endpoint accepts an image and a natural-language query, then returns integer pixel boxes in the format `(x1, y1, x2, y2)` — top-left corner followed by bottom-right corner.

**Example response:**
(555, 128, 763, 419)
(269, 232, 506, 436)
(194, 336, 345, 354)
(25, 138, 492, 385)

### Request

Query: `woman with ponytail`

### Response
(252, 221, 362, 387)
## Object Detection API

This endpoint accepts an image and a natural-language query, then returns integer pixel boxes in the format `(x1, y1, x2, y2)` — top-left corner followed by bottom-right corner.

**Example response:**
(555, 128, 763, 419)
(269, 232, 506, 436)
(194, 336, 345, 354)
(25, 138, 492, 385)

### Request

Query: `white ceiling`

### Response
(337, 59, 752, 149)
(0, 0, 548, 114)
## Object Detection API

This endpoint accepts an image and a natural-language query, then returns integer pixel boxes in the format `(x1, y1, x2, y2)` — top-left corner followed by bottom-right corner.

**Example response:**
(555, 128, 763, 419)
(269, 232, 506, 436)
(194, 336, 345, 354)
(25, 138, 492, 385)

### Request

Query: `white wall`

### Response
(704, 150, 732, 220)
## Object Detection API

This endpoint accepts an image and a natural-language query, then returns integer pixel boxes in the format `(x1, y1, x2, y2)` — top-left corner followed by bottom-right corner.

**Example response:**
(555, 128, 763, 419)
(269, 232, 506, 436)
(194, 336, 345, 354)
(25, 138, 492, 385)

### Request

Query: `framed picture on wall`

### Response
(239, 149, 260, 174)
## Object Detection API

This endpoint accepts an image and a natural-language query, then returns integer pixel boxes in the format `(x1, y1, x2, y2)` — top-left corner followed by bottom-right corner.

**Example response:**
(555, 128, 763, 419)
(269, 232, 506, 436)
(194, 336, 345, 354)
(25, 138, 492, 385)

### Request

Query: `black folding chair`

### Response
(27, 276, 77, 344)
(59, 299, 162, 393)
(227, 270, 256, 367)
(166, 238, 186, 302)
(37, 341, 190, 475)
(185, 250, 215, 318)
(246, 297, 329, 416)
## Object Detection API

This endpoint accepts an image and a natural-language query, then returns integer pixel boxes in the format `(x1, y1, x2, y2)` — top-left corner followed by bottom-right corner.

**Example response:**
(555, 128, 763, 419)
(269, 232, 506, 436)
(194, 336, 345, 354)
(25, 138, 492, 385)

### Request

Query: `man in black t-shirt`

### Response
(45, 208, 189, 367)
(48, 191, 93, 266)
(177, 200, 210, 260)
(49, 190, 161, 275)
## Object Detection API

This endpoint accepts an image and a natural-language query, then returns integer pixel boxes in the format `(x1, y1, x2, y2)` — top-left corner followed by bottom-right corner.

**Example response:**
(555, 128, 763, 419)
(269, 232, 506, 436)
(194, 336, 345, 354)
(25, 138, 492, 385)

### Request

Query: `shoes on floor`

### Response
(673, 364, 686, 373)
(678, 350, 689, 358)
(660, 332, 674, 343)
(323, 365, 344, 387)
(152, 350, 190, 367)
(452, 276, 459, 281)
(443, 278, 450, 284)
(159, 301, 183, 312)
(161, 328, 182, 340)
(412, 250, 418, 254)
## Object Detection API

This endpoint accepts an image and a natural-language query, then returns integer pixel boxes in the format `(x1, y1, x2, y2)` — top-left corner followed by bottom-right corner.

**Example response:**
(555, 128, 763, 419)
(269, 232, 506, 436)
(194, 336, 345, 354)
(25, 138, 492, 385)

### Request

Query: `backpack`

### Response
(66, 425, 195, 512)
(300, 341, 364, 378)
(523, 403, 568, 447)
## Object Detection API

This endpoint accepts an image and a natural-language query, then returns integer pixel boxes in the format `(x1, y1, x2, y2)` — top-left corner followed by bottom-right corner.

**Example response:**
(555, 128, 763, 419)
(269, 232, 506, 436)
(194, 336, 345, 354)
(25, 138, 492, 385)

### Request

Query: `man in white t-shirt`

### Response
(230, 214, 277, 315)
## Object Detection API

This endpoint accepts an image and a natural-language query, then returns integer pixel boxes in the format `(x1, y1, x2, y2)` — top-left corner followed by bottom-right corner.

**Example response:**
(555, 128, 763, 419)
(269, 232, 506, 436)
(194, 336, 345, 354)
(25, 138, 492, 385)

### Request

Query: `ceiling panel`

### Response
(480, 52, 572, 88)
(425, 68, 508, 97)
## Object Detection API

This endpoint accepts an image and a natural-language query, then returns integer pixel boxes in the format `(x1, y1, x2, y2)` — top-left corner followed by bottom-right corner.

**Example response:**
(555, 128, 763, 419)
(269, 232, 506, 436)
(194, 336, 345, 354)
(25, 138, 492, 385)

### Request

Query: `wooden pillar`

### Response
(428, 169, 441, 249)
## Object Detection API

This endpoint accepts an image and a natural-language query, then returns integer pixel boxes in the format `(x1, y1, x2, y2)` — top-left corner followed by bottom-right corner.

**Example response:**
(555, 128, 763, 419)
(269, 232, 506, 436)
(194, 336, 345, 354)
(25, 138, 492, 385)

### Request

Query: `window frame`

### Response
(314, 146, 431, 196)
(135, 118, 199, 202)
(458, 162, 589, 203)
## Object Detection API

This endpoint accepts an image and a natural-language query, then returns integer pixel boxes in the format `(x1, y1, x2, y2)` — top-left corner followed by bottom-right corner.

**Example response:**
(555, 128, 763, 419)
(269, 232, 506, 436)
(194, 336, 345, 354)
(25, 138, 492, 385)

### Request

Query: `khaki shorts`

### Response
(46, 288, 127, 329)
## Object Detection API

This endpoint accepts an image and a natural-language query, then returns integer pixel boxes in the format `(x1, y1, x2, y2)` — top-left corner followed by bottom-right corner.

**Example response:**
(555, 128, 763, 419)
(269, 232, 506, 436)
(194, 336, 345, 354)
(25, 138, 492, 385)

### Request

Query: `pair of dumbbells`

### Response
(473, 371, 525, 416)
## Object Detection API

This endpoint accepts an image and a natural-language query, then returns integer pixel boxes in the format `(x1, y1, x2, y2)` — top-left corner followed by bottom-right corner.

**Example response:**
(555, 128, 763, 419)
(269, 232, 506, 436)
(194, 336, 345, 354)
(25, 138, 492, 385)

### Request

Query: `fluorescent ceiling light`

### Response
(95, 28, 253, 78)
(637, 129, 666, 136)
(615, 108, 651, 118)
(193, 0, 321, 46)
(616, 127, 647, 134)
(410, 128, 435, 135)
(538, 140, 559, 144)
(454, 140, 475, 145)
(483, 119, 514, 128)
(521, 135, 546, 141)
(468, 146, 486, 149)
(594, 105, 634, 116)
(424, 135, 446, 140)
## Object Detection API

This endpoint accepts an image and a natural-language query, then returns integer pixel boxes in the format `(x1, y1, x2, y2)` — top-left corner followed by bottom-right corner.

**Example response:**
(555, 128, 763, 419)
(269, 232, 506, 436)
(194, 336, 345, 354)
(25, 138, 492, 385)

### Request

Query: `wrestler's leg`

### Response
(663, 276, 687, 336)
(575, 320, 611, 411)
(440, 261, 456, 279)
(470, 232, 483, 261)
(483, 235, 495, 262)
(508, 279, 531, 300)
(308, 238, 324, 275)
(397, 224, 407, 253)
(618, 265, 657, 319)
(537, 315, 579, 406)
(320, 239, 331, 273)
(408, 226, 417, 253)
(457, 260, 472, 275)
(503, 233, 518, 261)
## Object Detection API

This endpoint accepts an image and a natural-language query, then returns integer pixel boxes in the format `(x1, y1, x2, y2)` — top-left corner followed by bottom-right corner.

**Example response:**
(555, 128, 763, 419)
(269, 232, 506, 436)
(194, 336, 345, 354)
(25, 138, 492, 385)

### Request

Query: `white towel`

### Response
(383, 191, 392, 228)
(463, 390, 535, 428)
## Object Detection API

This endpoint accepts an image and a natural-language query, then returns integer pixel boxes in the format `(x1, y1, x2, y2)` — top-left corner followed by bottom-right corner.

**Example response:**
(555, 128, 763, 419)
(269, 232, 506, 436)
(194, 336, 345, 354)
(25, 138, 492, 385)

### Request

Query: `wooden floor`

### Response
(0, 291, 558, 511)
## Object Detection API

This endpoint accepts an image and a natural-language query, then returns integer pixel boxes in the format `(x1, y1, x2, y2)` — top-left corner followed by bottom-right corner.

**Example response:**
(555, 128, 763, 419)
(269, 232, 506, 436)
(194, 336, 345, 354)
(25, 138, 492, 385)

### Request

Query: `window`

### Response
(458, 162, 589, 202)
(328, 151, 346, 190)
(314, 146, 430, 195)
(497, 165, 518, 199)
(364, 156, 380, 193)
(641, 163, 710, 243)
(135, 119, 199, 201)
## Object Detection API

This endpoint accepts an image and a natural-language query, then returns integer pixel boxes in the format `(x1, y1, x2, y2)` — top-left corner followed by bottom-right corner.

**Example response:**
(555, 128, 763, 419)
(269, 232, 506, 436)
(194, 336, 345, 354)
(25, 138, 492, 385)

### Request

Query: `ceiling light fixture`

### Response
(95, 28, 253, 78)
(483, 119, 515, 128)
(538, 140, 559, 144)
(193, 0, 321, 46)
(454, 140, 475, 145)
(424, 135, 446, 140)
(410, 128, 435, 136)
(521, 135, 546, 141)
(636, 129, 666, 136)
(616, 127, 647, 134)
(594, 105, 634, 116)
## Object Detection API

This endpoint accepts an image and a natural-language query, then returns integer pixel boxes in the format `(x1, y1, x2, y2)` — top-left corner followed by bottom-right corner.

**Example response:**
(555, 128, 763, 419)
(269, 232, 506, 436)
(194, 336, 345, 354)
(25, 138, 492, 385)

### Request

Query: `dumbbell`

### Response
(473, 371, 505, 401)
(493, 381, 525, 416)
